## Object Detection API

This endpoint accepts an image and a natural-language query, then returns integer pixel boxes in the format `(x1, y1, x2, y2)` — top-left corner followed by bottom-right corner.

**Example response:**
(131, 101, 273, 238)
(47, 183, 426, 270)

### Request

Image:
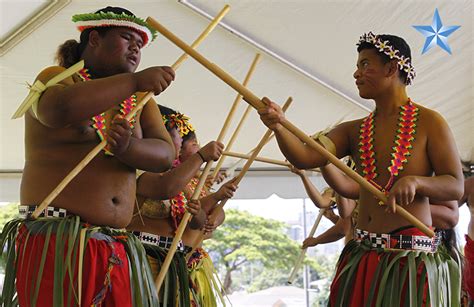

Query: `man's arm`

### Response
(302, 217, 348, 248)
(336, 195, 358, 219)
(136, 141, 223, 199)
(290, 166, 334, 208)
(430, 200, 459, 229)
(258, 98, 351, 169)
(321, 164, 359, 199)
(34, 66, 174, 128)
(112, 99, 175, 172)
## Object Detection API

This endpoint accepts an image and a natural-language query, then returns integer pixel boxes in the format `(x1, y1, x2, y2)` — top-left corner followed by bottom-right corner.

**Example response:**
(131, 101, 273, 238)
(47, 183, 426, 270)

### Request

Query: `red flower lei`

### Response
(359, 99, 419, 192)
(77, 68, 137, 154)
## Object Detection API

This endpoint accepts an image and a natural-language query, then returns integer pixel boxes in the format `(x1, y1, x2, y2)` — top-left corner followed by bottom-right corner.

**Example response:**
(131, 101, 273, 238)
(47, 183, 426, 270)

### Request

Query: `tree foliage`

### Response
(204, 209, 302, 293)
(0, 203, 18, 232)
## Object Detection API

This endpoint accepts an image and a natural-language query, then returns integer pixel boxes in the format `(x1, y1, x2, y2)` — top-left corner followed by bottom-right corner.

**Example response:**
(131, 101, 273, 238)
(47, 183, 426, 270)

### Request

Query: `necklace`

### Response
(77, 69, 137, 154)
(359, 99, 419, 192)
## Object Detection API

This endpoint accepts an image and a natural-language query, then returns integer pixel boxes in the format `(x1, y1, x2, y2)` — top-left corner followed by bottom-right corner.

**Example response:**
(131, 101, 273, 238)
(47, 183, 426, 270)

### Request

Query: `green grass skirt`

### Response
(0, 216, 159, 307)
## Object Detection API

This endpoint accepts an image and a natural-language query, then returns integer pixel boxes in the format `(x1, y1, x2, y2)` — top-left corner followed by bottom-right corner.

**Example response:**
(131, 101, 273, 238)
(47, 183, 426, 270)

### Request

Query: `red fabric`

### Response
(16, 225, 132, 307)
(464, 235, 474, 300)
(329, 227, 429, 307)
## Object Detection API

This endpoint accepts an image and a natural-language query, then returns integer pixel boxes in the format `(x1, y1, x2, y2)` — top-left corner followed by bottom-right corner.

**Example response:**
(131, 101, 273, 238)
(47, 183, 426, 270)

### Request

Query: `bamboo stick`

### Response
(224, 151, 289, 167)
(31, 5, 230, 219)
(187, 98, 293, 258)
(287, 208, 325, 284)
(209, 54, 261, 183)
(222, 151, 320, 173)
(145, 17, 434, 237)
(223, 133, 275, 177)
(211, 104, 252, 181)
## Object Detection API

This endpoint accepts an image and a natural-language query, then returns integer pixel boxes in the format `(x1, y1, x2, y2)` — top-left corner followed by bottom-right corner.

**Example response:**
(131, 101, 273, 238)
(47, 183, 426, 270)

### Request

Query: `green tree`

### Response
(0, 203, 19, 276)
(204, 209, 302, 294)
(0, 203, 19, 232)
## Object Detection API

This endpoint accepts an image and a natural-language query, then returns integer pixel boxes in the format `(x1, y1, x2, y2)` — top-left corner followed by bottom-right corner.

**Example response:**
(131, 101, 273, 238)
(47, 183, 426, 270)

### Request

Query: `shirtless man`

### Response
(3, 7, 175, 306)
(259, 32, 463, 306)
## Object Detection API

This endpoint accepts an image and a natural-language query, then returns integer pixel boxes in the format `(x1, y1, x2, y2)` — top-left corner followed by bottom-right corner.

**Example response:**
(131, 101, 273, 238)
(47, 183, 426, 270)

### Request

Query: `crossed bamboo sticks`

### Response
(145, 17, 434, 244)
(186, 97, 293, 258)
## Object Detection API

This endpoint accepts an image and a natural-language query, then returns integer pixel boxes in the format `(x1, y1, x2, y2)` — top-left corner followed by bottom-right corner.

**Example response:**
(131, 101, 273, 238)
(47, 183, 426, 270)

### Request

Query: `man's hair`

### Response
(55, 6, 136, 68)
(182, 131, 196, 144)
(357, 34, 412, 84)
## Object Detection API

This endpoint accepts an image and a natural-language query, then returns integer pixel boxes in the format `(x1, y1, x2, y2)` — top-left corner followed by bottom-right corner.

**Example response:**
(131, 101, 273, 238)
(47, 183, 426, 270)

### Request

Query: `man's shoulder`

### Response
(35, 66, 68, 84)
(414, 103, 448, 127)
(336, 117, 366, 132)
(414, 102, 443, 118)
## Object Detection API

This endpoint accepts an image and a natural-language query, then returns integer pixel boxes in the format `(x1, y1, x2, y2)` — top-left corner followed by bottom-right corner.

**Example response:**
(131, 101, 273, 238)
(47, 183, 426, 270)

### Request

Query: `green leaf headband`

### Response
(72, 11, 157, 48)
(357, 32, 416, 85)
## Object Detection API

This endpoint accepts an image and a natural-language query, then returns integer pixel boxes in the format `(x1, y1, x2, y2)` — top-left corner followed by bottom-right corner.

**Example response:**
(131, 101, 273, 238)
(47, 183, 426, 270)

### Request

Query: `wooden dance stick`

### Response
(211, 104, 252, 181)
(31, 5, 230, 219)
(287, 208, 325, 284)
(187, 98, 293, 258)
(223, 151, 320, 173)
(209, 53, 261, 182)
(224, 133, 275, 177)
(145, 17, 434, 237)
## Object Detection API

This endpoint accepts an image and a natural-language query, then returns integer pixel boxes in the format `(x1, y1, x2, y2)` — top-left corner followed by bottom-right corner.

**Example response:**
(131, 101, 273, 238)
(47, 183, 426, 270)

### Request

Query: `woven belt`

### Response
(183, 245, 193, 255)
(133, 231, 184, 251)
(355, 228, 440, 252)
(19, 205, 69, 219)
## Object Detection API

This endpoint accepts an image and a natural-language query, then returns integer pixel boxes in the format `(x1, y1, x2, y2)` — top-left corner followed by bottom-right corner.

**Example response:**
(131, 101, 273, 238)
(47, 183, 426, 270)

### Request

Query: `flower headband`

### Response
(163, 113, 195, 137)
(357, 32, 416, 85)
(72, 10, 157, 48)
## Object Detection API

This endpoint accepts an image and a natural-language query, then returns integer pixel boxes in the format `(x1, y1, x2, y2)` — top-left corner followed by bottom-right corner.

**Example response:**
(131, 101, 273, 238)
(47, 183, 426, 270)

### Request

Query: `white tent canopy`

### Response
(1, 0, 472, 201)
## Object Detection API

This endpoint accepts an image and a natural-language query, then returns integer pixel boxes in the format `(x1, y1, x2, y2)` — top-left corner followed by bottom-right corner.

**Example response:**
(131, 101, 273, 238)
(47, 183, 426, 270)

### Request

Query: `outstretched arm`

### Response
(302, 217, 349, 248)
(200, 178, 238, 213)
(258, 98, 351, 169)
(290, 166, 334, 208)
(136, 140, 223, 198)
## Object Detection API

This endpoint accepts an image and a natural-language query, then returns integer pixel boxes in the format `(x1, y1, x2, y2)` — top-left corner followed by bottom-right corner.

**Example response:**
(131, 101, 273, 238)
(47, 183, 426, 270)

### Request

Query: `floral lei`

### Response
(77, 68, 137, 154)
(359, 99, 419, 192)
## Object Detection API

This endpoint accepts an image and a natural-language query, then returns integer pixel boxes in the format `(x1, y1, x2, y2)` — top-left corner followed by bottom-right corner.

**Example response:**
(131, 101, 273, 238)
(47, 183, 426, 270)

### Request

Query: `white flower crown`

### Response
(357, 32, 416, 85)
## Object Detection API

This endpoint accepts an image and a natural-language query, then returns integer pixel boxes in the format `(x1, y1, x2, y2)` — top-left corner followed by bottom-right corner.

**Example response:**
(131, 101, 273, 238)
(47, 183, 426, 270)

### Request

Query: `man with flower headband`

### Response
(259, 32, 464, 305)
(1, 6, 177, 306)
(127, 105, 236, 306)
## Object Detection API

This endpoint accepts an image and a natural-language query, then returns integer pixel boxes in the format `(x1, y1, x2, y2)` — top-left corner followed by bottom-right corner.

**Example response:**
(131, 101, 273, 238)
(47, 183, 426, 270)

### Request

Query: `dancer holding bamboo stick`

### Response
(259, 33, 464, 306)
(126, 105, 225, 306)
(1, 7, 177, 306)
(178, 128, 238, 307)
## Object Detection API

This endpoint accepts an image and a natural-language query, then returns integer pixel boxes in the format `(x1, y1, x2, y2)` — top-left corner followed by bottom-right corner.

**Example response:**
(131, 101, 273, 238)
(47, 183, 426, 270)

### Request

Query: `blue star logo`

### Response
(413, 8, 460, 54)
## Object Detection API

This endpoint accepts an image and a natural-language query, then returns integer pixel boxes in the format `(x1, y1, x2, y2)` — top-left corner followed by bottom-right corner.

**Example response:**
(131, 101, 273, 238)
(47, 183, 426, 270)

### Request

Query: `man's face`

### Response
(353, 49, 391, 99)
(95, 27, 143, 74)
(180, 137, 200, 162)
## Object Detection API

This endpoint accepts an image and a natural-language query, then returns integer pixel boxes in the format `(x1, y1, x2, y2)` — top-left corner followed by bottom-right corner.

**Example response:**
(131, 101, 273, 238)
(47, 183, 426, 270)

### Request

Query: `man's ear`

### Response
(88, 30, 101, 48)
(386, 59, 399, 79)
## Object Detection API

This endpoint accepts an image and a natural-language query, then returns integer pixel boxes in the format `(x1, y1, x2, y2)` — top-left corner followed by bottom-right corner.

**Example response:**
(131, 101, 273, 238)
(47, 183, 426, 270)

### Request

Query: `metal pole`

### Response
(302, 198, 310, 307)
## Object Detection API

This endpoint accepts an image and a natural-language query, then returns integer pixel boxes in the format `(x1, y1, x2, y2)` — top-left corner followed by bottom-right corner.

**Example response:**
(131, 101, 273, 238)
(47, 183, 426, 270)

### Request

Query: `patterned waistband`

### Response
(184, 245, 193, 255)
(19, 205, 69, 219)
(355, 228, 441, 252)
(133, 231, 184, 252)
